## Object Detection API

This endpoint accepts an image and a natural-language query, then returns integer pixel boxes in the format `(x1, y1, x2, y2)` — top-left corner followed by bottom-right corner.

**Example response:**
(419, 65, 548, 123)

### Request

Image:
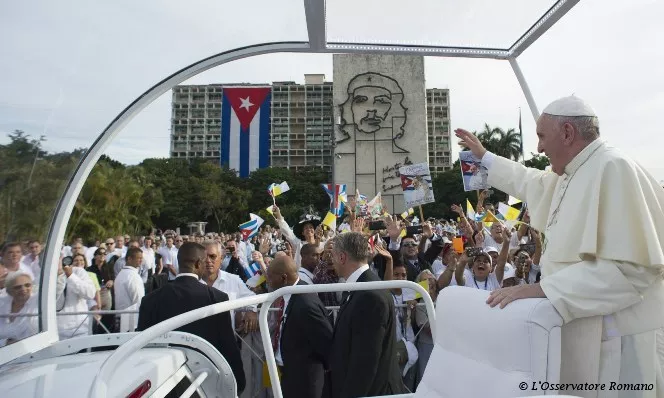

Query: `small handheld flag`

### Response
(414, 279, 430, 299)
(322, 183, 347, 217)
(322, 211, 337, 230)
(268, 182, 290, 205)
(466, 199, 476, 220)
(508, 195, 522, 206)
(482, 210, 500, 224)
(498, 203, 520, 221)
(239, 213, 264, 241)
(401, 208, 414, 220)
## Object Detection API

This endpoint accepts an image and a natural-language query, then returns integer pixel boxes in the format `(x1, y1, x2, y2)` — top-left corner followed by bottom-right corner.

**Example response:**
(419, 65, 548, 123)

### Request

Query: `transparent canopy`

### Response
(2, 0, 661, 376)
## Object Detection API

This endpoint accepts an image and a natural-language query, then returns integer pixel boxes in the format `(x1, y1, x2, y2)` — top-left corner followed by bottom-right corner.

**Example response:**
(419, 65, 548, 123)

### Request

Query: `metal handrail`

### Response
(89, 281, 435, 398)
(1, 303, 429, 317)
(258, 281, 435, 398)
(89, 294, 268, 398)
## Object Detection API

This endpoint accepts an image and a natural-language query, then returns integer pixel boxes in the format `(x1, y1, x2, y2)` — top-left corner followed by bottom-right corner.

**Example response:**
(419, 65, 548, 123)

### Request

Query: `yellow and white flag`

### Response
(268, 181, 290, 197)
(322, 211, 337, 230)
(507, 195, 522, 206)
(401, 208, 414, 219)
(483, 210, 500, 224)
(466, 199, 476, 220)
(497, 202, 520, 221)
(414, 279, 430, 299)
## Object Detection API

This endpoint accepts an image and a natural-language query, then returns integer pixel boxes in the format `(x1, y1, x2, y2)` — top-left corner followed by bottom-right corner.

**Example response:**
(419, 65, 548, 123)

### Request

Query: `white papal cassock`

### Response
(483, 138, 664, 398)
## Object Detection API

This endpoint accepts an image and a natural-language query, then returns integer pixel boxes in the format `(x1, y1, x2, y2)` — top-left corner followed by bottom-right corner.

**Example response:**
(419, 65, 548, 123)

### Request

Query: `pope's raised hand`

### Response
(454, 128, 487, 160)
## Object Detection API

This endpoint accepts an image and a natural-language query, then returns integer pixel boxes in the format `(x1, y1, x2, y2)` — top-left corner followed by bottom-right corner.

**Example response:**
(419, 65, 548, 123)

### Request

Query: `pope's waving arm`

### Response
(455, 128, 559, 232)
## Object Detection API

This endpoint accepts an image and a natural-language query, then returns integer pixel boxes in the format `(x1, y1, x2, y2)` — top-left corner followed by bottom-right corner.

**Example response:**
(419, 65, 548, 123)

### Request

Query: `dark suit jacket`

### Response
(280, 280, 333, 398)
(137, 275, 246, 392)
(387, 250, 432, 282)
(225, 256, 248, 283)
(329, 270, 406, 398)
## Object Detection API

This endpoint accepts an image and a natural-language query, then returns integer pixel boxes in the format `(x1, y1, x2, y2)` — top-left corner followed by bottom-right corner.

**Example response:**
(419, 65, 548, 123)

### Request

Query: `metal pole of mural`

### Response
(332, 55, 429, 214)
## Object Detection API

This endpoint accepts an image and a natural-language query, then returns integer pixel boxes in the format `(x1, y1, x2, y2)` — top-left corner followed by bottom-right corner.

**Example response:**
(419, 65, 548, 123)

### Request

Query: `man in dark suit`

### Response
(266, 254, 333, 397)
(137, 242, 246, 393)
(328, 232, 406, 398)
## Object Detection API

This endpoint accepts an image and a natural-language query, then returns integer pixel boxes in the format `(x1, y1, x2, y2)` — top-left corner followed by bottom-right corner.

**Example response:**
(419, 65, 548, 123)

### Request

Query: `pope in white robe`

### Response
(456, 95, 664, 398)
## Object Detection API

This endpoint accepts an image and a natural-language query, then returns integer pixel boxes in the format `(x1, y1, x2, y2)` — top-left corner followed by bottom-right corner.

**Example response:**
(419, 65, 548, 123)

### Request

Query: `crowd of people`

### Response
(2, 95, 664, 398)
(0, 187, 540, 396)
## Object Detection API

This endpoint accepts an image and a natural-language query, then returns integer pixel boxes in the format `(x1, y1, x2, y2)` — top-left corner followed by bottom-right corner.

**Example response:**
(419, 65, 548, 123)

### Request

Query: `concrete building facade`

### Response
(170, 76, 450, 176)
(332, 54, 429, 214)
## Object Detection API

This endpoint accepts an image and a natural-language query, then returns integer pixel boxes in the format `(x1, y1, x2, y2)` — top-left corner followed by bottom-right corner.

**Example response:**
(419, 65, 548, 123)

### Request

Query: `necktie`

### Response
(341, 291, 350, 304)
(272, 297, 285, 352)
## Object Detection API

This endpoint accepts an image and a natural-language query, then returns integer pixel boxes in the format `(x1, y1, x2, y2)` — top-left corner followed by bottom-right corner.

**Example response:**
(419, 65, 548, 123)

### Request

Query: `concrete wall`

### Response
(333, 54, 428, 214)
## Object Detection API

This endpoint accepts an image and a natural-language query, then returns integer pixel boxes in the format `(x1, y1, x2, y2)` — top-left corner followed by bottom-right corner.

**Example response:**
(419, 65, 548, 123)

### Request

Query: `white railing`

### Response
(87, 280, 435, 398)
(258, 281, 434, 398)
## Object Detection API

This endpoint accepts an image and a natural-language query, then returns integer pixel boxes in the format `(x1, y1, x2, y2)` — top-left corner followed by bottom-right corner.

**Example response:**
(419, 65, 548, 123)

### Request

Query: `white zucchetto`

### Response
(542, 95, 597, 117)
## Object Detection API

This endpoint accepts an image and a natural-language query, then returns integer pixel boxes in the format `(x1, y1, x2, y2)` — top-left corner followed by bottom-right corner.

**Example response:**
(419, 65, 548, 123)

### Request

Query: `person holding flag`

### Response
(271, 206, 324, 267)
(456, 95, 664, 396)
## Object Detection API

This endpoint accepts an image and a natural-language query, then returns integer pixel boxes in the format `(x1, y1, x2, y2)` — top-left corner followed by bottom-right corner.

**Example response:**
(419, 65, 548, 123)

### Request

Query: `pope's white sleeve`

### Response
(539, 258, 644, 324)
(485, 154, 559, 231)
(481, 151, 497, 169)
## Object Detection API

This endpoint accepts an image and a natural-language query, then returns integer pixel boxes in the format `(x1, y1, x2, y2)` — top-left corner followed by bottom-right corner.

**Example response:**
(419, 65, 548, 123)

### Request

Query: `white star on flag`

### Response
(239, 96, 254, 111)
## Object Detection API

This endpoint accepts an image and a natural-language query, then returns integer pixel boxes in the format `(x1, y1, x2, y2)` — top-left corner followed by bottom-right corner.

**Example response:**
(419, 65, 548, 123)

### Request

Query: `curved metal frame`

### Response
(2, 0, 581, 371)
(85, 281, 433, 398)
(258, 281, 434, 398)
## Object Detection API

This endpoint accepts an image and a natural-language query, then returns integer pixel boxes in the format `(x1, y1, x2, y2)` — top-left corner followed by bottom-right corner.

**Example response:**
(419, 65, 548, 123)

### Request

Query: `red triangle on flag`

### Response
(223, 87, 271, 130)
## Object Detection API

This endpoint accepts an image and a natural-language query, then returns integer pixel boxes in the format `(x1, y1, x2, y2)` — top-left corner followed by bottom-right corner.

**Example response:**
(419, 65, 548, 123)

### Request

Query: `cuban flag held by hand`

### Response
(221, 87, 271, 178)
(239, 213, 264, 241)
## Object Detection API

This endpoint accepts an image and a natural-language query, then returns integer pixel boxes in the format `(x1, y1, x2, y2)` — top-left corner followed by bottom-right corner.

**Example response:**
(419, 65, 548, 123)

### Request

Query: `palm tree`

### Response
(476, 124, 522, 161)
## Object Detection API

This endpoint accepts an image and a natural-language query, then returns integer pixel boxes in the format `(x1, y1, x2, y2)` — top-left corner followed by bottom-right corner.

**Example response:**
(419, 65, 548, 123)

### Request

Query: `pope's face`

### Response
(351, 87, 392, 134)
(536, 115, 567, 175)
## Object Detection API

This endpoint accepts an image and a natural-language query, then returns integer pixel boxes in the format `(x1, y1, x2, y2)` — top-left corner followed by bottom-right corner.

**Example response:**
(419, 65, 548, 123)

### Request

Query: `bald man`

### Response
(266, 255, 332, 398)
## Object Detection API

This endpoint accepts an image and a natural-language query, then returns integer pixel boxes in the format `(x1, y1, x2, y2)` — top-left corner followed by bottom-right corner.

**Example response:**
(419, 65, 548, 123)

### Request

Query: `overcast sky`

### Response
(1, 0, 662, 180)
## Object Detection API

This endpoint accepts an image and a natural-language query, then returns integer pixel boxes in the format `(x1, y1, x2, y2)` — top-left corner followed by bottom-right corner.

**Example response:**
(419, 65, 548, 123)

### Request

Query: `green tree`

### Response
(0, 130, 82, 242)
(476, 124, 522, 161)
(524, 153, 550, 170)
(193, 162, 249, 232)
(66, 160, 163, 240)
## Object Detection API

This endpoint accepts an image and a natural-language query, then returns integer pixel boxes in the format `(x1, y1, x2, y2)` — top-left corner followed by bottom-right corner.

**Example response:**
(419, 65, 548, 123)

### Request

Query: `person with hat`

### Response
(457, 95, 664, 397)
(457, 249, 506, 292)
(272, 206, 323, 267)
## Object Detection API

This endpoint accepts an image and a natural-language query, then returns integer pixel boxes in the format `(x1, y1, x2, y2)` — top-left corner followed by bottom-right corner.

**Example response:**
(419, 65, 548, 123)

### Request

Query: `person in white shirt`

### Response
(456, 250, 505, 292)
(390, 264, 419, 389)
(114, 240, 150, 283)
(115, 235, 127, 258)
(1, 243, 35, 290)
(20, 240, 41, 286)
(200, 242, 257, 332)
(56, 256, 96, 340)
(114, 247, 145, 311)
(141, 236, 158, 275)
(0, 271, 38, 347)
(298, 243, 320, 284)
(157, 235, 179, 280)
(272, 206, 323, 267)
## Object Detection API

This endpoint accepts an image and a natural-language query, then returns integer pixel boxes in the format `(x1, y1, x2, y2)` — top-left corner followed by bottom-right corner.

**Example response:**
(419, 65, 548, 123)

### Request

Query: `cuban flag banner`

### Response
(244, 262, 262, 279)
(239, 213, 264, 241)
(221, 86, 271, 178)
(322, 183, 347, 217)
